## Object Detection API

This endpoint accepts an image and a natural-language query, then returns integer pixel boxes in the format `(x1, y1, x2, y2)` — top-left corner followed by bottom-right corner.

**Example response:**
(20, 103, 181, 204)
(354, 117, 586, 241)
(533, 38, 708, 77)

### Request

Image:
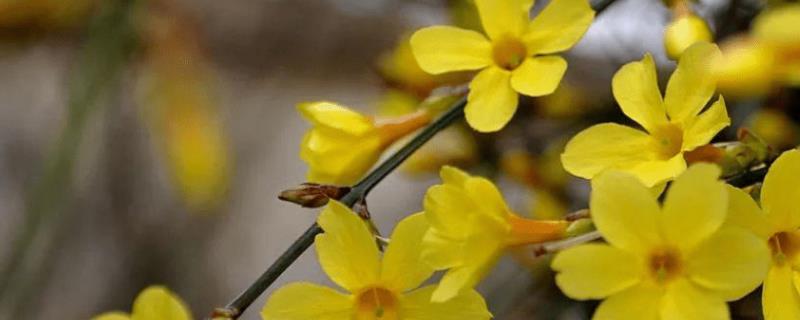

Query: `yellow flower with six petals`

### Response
(723, 149, 800, 320)
(262, 200, 492, 320)
(299, 102, 431, 185)
(422, 166, 569, 302)
(93, 286, 192, 320)
(410, 0, 595, 132)
(562, 42, 728, 187)
(552, 164, 769, 320)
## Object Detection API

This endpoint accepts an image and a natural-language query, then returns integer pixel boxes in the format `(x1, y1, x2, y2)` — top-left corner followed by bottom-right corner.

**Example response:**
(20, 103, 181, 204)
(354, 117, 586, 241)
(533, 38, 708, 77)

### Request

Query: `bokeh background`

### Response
(0, 0, 786, 319)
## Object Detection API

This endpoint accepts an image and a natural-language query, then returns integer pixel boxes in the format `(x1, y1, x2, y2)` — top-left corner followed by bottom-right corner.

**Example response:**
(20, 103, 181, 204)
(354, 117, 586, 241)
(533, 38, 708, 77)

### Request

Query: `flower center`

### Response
(651, 123, 684, 160)
(492, 36, 527, 71)
(768, 231, 800, 266)
(355, 287, 400, 320)
(648, 247, 682, 284)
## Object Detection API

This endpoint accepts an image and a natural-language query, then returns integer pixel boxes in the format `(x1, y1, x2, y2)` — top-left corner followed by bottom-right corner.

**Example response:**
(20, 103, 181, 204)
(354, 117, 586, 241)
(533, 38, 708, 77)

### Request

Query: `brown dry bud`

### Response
(278, 183, 350, 208)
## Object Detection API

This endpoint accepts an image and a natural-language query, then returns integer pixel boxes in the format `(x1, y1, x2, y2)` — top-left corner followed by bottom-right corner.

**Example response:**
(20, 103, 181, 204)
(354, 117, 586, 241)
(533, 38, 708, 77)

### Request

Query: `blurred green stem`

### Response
(0, 0, 138, 311)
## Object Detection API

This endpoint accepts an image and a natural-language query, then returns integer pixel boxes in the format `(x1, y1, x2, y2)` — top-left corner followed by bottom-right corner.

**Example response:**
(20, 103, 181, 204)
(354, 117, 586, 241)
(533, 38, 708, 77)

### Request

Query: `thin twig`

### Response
(533, 231, 602, 257)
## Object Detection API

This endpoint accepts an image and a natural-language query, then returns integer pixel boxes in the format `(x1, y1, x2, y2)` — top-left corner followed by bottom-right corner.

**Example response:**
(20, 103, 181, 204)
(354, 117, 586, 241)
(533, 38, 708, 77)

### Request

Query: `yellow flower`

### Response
(561, 42, 729, 187)
(422, 166, 570, 302)
(299, 102, 431, 185)
(552, 164, 769, 320)
(262, 200, 492, 320)
(93, 286, 192, 320)
(722, 149, 800, 320)
(664, 13, 712, 60)
(410, 0, 595, 132)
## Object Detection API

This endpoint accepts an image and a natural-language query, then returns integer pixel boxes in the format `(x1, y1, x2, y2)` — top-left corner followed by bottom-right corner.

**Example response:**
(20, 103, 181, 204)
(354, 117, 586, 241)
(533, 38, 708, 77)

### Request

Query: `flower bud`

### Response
(278, 183, 350, 208)
(664, 13, 712, 60)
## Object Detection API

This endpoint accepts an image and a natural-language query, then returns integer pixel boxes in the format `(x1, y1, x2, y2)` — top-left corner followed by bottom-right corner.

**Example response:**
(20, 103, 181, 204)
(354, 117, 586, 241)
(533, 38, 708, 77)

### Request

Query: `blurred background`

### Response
(0, 0, 794, 319)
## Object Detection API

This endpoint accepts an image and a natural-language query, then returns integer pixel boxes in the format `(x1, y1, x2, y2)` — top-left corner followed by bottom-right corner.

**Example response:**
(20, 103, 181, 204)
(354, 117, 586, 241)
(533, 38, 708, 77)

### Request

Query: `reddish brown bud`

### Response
(278, 183, 350, 208)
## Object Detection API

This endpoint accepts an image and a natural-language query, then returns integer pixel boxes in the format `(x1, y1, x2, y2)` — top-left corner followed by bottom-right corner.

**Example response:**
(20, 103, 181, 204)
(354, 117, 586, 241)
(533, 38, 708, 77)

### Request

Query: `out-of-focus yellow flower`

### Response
(715, 4, 800, 96)
(93, 286, 192, 320)
(500, 148, 570, 219)
(723, 150, 800, 320)
(378, 36, 466, 99)
(138, 5, 231, 212)
(262, 201, 492, 320)
(552, 164, 769, 320)
(746, 108, 799, 150)
(299, 102, 431, 185)
(664, 13, 712, 60)
(562, 42, 729, 187)
(448, 0, 482, 33)
(421, 166, 569, 302)
(536, 81, 592, 118)
(410, 0, 595, 132)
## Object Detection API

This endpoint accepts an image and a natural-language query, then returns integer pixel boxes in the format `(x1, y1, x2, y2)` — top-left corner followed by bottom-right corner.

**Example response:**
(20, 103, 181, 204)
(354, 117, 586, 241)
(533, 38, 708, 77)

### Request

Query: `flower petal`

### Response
(763, 265, 800, 320)
(523, 0, 595, 54)
(465, 67, 518, 132)
(561, 123, 653, 181)
(660, 279, 729, 320)
(510, 56, 567, 97)
(611, 53, 667, 132)
(315, 200, 381, 292)
(761, 149, 800, 231)
(724, 185, 772, 240)
(440, 165, 470, 187)
(686, 227, 770, 300)
(261, 282, 352, 320)
(401, 286, 492, 320)
(626, 154, 687, 187)
(92, 313, 130, 320)
(431, 215, 505, 302)
(552, 244, 643, 300)
(424, 184, 475, 238)
(661, 164, 727, 253)
(422, 229, 462, 270)
(593, 283, 663, 320)
(410, 26, 492, 74)
(131, 286, 192, 320)
(463, 176, 511, 222)
(664, 42, 722, 124)
(298, 102, 374, 136)
(302, 129, 383, 185)
(590, 170, 662, 254)
(682, 96, 730, 151)
(474, 0, 534, 40)
(381, 213, 435, 292)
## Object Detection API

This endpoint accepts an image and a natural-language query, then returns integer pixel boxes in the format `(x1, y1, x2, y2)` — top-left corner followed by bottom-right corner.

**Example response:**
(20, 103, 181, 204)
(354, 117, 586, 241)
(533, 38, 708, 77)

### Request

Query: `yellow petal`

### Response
(510, 56, 567, 97)
(261, 282, 352, 320)
(661, 164, 727, 253)
(626, 155, 687, 187)
(686, 227, 770, 300)
(298, 102, 374, 136)
(761, 149, 800, 231)
(302, 129, 383, 185)
(315, 200, 381, 292)
(422, 229, 463, 270)
(474, 0, 534, 40)
(465, 67, 518, 132)
(724, 185, 772, 240)
(440, 165, 470, 187)
(92, 312, 130, 320)
(381, 213, 434, 292)
(552, 244, 643, 300)
(401, 286, 492, 320)
(663, 14, 713, 60)
(424, 184, 475, 238)
(592, 283, 663, 320)
(664, 42, 722, 124)
(660, 279, 729, 320)
(753, 4, 800, 48)
(524, 0, 595, 54)
(590, 170, 662, 254)
(431, 215, 505, 302)
(682, 96, 729, 151)
(410, 26, 492, 74)
(561, 123, 653, 181)
(463, 176, 511, 223)
(763, 265, 800, 320)
(131, 286, 192, 320)
(611, 53, 667, 132)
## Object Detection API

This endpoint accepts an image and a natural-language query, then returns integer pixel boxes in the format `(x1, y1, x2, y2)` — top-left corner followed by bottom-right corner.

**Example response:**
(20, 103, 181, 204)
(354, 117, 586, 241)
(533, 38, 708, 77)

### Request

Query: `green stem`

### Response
(213, 97, 466, 319)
